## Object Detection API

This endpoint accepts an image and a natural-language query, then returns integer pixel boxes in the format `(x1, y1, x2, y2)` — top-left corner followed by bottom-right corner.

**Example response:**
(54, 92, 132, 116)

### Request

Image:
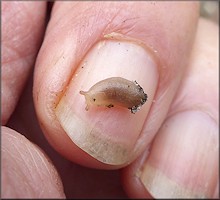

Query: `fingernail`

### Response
(140, 111, 218, 198)
(55, 34, 159, 165)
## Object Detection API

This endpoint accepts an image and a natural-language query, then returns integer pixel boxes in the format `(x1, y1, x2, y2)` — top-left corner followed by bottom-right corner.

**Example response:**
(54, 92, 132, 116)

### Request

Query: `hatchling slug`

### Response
(80, 77, 148, 113)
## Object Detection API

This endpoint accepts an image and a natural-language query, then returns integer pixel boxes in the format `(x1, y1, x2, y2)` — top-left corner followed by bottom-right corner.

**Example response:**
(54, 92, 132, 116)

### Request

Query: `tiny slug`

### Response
(80, 77, 148, 113)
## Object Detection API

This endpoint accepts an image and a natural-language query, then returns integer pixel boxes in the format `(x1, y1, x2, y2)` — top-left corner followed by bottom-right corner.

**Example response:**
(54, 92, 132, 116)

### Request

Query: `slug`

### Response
(80, 77, 148, 113)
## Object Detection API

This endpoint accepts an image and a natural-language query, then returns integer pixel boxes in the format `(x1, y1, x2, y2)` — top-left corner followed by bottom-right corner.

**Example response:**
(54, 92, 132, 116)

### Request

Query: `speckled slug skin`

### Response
(80, 77, 148, 113)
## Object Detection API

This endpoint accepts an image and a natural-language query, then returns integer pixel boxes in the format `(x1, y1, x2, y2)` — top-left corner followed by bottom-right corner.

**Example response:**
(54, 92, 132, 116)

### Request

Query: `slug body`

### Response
(80, 77, 148, 113)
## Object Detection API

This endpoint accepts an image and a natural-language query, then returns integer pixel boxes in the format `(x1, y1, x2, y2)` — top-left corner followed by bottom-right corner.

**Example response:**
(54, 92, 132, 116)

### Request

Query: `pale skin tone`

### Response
(2, 2, 219, 198)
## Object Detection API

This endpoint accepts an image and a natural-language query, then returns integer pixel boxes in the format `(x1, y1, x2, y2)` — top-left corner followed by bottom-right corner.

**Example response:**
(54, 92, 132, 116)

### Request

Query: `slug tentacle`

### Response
(79, 90, 87, 95)
(79, 77, 147, 113)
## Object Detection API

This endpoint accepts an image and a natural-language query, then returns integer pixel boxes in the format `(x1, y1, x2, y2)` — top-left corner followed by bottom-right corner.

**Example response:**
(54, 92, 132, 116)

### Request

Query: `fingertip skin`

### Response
(2, 127, 65, 198)
(2, 1, 47, 124)
(33, 1, 199, 168)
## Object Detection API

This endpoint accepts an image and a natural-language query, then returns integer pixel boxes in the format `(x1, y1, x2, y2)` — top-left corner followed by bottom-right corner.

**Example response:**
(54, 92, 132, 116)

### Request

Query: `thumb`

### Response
(33, 1, 199, 168)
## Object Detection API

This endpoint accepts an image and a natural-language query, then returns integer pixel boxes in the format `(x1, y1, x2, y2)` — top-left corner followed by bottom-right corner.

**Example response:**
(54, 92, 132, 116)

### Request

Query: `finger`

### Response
(2, 126, 65, 198)
(6, 75, 128, 198)
(122, 18, 219, 198)
(34, 2, 199, 168)
(1, 1, 47, 125)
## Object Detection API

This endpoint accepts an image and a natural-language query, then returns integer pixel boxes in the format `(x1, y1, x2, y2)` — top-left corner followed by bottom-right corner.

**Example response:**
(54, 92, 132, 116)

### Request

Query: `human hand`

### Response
(2, 1, 218, 198)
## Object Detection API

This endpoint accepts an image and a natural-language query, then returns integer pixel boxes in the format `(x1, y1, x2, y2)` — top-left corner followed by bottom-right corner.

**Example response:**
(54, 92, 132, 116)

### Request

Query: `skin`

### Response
(2, 1, 218, 198)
